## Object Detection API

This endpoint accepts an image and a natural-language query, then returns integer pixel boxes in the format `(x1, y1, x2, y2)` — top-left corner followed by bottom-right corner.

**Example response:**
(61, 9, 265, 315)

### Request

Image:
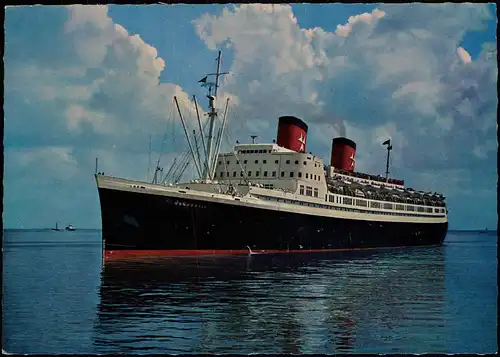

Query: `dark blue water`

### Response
(3, 230, 497, 354)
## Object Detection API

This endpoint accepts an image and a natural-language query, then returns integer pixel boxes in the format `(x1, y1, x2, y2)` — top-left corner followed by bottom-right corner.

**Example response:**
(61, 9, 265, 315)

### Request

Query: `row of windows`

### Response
(218, 171, 322, 181)
(237, 149, 273, 154)
(219, 159, 319, 167)
(256, 195, 445, 218)
(328, 195, 343, 204)
(316, 191, 446, 215)
(299, 185, 319, 198)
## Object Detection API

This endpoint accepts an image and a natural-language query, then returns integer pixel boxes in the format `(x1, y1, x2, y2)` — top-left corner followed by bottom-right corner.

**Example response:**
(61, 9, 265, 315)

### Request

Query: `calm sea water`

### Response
(2, 229, 497, 354)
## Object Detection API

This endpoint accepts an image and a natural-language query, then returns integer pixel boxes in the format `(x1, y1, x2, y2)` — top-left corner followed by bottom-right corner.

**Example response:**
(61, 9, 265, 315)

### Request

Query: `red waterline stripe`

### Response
(103, 245, 441, 261)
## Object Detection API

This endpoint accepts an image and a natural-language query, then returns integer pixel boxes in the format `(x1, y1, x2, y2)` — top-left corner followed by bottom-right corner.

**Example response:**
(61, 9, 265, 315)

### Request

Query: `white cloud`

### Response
(193, 3, 496, 176)
(64, 5, 111, 32)
(457, 46, 472, 64)
(473, 139, 497, 159)
(392, 80, 446, 117)
(6, 5, 203, 153)
(335, 8, 385, 37)
(6, 146, 79, 182)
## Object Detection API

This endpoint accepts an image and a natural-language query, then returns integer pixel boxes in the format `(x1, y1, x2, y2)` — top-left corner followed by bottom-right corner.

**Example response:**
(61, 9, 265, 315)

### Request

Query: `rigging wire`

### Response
(161, 96, 202, 184)
(162, 117, 211, 184)
(161, 98, 179, 180)
(221, 154, 234, 191)
(221, 106, 250, 186)
(220, 100, 268, 186)
(175, 161, 190, 183)
(164, 150, 190, 183)
(154, 102, 174, 176)
(225, 101, 248, 144)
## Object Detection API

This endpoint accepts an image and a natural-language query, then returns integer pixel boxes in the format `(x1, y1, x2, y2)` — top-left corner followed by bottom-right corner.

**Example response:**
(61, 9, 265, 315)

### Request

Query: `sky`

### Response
(4, 4, 497, 230)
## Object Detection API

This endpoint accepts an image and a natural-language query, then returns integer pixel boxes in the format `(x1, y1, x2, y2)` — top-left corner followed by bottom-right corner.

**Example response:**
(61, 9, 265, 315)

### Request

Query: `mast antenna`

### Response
(382, 139, 392, 181)
(197, 50, 230, 180)
(251, 135, 258, 144)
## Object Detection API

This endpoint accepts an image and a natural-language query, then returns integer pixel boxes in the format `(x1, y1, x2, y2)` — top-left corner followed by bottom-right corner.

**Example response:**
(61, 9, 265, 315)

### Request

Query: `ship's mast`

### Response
(172, 51, 229, 183)
(382, 139, 392, 181)
(201, 50, 229, 180)
(205, 93, 217, 179)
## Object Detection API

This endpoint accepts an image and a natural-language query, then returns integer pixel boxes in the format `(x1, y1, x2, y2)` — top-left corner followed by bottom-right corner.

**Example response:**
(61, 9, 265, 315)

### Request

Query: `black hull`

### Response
(97, 187, 448, 255)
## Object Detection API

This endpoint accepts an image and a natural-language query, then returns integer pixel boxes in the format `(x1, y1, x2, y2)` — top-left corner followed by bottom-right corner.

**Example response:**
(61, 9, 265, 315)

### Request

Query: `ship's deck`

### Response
(326, 178, 445, 207)
(332, 167, 404, 186)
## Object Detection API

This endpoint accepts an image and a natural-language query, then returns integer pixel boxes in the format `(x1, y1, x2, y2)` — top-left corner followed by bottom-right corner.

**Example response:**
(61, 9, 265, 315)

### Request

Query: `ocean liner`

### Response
(95, 51, 448, 260)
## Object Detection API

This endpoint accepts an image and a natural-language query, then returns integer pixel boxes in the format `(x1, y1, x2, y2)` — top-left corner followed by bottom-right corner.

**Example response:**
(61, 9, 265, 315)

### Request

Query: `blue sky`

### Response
(4, 4, 497, 230)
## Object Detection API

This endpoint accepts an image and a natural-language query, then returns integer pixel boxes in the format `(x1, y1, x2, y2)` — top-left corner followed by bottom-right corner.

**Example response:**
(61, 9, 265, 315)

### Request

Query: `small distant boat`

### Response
(65, 224, 76, 231)
(51, 222, 60, 231)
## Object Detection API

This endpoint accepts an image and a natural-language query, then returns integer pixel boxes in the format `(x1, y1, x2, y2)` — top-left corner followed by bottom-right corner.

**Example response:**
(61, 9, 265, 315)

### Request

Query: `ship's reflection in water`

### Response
(94, 247, 446, 354)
